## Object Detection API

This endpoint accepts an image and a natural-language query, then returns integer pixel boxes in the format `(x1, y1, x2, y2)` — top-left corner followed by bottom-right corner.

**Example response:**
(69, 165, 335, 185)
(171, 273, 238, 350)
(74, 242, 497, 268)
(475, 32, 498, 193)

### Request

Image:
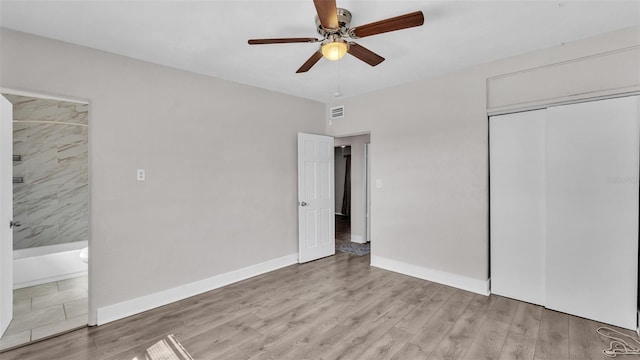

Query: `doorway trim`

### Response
(333, 133, 371, 246)
(0, 87, 95, 326)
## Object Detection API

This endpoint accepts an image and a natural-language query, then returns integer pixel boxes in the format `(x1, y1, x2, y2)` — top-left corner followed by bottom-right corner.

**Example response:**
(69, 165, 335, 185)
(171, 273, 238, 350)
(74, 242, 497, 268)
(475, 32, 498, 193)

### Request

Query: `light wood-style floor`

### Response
(1, 252, 638, 360)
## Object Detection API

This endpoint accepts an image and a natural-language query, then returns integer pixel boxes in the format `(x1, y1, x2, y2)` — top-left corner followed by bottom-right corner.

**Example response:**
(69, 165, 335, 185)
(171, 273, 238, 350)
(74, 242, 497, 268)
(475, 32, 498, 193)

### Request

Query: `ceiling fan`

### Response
(248, 0, 425, 73)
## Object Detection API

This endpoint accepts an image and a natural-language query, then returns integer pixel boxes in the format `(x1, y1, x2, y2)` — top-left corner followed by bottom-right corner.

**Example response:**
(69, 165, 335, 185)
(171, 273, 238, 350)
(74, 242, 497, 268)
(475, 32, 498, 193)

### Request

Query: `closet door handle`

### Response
(299, 202, 308, 207)
(9, 220, 21, 228)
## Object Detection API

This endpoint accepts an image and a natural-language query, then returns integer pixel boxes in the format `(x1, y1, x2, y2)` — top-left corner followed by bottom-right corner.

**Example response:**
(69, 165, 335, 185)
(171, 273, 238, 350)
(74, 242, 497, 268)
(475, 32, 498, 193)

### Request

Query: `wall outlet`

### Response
(136, 169, 145, 181)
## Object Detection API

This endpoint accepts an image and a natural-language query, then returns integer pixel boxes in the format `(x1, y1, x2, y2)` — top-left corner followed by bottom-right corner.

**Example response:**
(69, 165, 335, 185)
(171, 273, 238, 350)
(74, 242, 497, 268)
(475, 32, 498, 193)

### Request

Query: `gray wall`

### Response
(8, 95, 88, 250)
(0, 29, 325, 318)
(325, 27, 640, 286)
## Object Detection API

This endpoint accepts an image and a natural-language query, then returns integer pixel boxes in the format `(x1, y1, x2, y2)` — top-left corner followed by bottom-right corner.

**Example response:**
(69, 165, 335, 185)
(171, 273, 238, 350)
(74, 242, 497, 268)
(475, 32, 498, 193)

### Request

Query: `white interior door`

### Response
(490, 109, 546, 306)
(546, 96, 639, 330)
(298, 133, 335, 263)
(0, 95, 13, 337)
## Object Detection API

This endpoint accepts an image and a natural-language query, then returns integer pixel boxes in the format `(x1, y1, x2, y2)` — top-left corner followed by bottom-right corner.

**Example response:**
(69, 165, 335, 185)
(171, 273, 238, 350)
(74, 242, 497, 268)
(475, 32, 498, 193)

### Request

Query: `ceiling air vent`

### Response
(330, 105, 344, 120)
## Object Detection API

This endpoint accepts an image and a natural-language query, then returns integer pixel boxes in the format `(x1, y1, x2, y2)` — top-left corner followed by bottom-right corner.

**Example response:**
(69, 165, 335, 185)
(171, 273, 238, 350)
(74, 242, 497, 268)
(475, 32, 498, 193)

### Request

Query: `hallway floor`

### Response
(335, 214, 350, 243)
(0, 275, 88, 351)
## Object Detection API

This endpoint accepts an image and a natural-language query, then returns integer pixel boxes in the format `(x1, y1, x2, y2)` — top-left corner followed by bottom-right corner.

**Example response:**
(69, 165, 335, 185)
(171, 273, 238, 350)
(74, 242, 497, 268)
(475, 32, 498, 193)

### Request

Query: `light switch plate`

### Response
(137, 169, 145, 181)
(376, 179, 382, 188)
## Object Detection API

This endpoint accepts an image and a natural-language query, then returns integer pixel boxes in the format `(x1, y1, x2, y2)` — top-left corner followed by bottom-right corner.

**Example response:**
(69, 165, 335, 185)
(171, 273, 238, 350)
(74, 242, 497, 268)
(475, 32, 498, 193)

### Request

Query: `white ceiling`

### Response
(1, 1, 638, 103)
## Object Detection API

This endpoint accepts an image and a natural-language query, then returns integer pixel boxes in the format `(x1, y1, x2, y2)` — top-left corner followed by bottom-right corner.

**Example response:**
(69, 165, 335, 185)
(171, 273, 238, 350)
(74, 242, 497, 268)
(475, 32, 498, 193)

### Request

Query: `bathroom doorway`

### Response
(0, 92, 89, 351)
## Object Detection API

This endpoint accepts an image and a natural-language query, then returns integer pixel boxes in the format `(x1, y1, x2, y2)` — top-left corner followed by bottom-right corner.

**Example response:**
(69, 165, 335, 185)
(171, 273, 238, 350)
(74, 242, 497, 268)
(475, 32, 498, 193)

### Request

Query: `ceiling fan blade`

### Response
(248, 38, 319, 45)
(349, 11, 424, 38)
(296, 51, 324, 73)
(347, 43, 385, 67)
(313, 0, 339, 30)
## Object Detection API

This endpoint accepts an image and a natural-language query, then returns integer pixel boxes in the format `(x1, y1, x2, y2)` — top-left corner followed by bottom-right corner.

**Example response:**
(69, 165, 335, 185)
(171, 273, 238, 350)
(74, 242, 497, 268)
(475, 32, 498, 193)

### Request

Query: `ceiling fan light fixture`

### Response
(247, 2, 425, 73)
(321, 38, 348, 61)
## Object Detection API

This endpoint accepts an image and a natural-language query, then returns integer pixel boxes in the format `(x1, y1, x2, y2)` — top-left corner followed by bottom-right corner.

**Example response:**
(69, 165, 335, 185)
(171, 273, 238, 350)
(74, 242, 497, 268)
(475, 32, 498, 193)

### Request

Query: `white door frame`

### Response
(364, 142, 371, 243)
(1, 95, 14, 337)
(0, 88, 95, 326)
(333, 134, 370, 245)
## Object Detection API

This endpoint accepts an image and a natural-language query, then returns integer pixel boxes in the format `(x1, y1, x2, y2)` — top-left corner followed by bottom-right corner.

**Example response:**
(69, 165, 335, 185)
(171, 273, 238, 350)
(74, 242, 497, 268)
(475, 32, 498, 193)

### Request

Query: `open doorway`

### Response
(334, 134, 370, 256)
(0, 93, 89, 351)
(334, 145, 351, 245)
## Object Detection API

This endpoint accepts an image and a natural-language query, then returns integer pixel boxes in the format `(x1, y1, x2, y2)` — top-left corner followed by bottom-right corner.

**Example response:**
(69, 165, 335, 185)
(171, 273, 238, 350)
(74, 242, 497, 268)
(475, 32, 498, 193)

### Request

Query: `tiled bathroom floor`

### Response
(0, 275, 88, 351)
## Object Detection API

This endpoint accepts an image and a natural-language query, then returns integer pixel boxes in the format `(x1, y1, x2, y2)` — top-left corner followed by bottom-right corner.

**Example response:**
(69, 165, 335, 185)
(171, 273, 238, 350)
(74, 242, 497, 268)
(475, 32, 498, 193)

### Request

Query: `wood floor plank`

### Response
(567, 316, 606, 360)
(487, 295, 520, 326)
(253, 266, 391, 323)
(534, 309, 569, 360)
(253, 274, 396, 337)
(499, 332, 537, 360)
(215, 346, 252, 360)
(179, 256, 369, 331)
(272, 277, 419, 360)
(394, 285, 453, 335)
(510, 302, 543, 338)
(320, 278, 439, 360)
(243, 298, 338, 354)
(356, 327, 412, 360)
(317, 300, 415, 360)
(391, 342, 430, 360)
(403, 289, 476, 357)
(237, 280, 385, 359)
(177, 313, 264, 358)
(462, 319, 510, 360)
(426, 294, 493, 360)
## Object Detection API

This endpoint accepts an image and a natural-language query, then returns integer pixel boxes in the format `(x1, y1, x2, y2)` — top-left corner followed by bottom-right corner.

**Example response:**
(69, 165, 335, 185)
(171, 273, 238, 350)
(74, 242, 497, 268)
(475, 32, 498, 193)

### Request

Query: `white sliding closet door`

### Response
(490, 110, 546, 306)
(546, 96, 639, 330)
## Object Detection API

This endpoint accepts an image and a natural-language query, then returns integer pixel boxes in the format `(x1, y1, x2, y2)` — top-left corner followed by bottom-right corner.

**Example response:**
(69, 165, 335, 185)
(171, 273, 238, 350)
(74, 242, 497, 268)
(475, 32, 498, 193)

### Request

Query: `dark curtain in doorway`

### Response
(341, 155, 351, 215)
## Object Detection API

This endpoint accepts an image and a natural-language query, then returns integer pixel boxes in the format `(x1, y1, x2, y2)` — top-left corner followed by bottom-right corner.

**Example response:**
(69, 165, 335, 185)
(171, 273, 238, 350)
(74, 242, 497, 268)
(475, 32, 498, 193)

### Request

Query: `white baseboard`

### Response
(14, 249, 88, 289)
(96, 253, 298, 326)
(350, 234, 365, 244)
(370, 255, 490, 296)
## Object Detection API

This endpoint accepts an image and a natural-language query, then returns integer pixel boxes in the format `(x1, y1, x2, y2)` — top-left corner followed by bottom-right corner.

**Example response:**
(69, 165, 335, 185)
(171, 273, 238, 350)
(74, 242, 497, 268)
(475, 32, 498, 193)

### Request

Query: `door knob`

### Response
(9, 220, 21, 228)
(300, 202, 308, 206)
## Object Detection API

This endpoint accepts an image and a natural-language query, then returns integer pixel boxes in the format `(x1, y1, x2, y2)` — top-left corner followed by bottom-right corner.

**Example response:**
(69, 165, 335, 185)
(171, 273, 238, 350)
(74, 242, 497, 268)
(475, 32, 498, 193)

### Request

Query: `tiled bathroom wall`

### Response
(7, 94, 88, 250)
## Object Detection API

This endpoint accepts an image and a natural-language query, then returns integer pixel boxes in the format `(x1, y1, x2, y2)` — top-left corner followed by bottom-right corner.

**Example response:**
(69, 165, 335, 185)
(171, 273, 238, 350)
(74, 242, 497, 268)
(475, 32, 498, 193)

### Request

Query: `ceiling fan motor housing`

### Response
(316, 8, 352, 38)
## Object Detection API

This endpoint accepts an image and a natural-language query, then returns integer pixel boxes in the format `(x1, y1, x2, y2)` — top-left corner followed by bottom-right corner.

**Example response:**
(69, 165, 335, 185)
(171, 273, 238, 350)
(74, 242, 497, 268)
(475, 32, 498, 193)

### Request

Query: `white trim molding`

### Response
(371, 255, 490, 296)
(0, 87, 90, 104)
(96, 253, 298, 325)
(486, 46, 640, 113)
